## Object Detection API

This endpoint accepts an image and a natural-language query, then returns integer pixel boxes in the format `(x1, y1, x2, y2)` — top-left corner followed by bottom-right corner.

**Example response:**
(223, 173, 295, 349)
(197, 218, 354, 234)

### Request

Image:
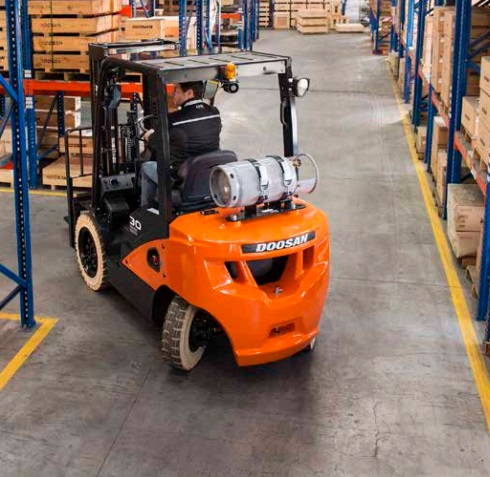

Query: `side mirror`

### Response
(292, 77, 310, 98)
(204, 80, 219, 100)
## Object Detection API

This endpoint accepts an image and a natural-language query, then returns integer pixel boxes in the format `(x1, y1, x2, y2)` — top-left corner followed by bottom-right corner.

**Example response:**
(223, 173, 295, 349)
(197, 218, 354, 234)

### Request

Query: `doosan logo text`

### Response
(242, 231, 316, 254)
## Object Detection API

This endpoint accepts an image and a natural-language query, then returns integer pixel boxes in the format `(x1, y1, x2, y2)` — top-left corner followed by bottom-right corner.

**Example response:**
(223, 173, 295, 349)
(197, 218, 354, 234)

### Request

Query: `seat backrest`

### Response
(178, 150, 238, 203)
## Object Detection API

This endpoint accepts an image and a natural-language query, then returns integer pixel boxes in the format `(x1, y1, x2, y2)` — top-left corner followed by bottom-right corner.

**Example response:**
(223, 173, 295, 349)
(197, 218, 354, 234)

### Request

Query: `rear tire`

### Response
(161, 296, 206, 371)
(75, 213, 108, 291)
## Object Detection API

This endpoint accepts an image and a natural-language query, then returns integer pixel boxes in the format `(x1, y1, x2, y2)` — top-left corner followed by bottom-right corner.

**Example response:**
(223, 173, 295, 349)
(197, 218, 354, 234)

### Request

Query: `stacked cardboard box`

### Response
(437, 8, 490, 108)
(461, 96, 480, 149)
(29, 0, 122, 76)
(416, 126, 427, 159)
(0, 9, 7, 71)
(476, 57, 490, 167)
(420, 16, 433, 79)
(430, 116, 448, 204)
(447, 184, 484, 258)
(296, 9, 328, 34)
(124, 16, 197, 49)
(273, 0, 344, 30)
(430, 7, 454, 94)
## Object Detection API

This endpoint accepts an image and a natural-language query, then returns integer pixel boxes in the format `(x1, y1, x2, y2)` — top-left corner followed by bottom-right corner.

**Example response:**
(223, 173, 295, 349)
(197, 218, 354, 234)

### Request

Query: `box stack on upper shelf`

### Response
(467, 56, 490, 171)
(28, 0, 122, 79)
(259, 0, 271, 28)
(431, 7, 490, 111)
(272, 0, 346, 30)
(156, 0, 197, 16)
(124, 15, 197, 50)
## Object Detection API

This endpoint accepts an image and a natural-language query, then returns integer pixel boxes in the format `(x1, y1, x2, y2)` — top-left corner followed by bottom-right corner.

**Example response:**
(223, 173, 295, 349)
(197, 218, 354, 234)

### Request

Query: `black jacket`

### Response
(149, 99, 221, 166)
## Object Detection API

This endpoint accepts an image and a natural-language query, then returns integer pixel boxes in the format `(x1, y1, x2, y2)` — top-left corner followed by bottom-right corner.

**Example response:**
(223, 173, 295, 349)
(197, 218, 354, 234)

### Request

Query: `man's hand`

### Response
(143, 128, 155, 142)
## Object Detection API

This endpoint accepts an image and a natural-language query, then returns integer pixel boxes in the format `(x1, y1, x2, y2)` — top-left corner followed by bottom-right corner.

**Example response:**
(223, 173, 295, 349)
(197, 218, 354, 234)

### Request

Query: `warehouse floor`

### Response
(1, 29, 490, 477)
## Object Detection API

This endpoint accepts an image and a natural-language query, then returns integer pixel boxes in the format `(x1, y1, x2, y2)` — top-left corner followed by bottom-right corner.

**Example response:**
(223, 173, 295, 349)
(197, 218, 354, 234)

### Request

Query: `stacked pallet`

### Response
(28, 0, 122, 79)
(259, 0, 271, 27)
(296, 9, 328, 34)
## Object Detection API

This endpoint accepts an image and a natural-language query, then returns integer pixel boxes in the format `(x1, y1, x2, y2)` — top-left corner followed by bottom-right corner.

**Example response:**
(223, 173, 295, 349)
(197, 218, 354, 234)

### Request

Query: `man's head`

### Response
(172, 81, 205, 108)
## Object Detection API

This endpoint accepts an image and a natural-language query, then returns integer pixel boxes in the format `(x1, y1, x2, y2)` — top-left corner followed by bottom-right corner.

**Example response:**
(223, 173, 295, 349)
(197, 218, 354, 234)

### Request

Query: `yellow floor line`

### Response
(388, 67, 490, 432)
(0, 187, 66, 198)
(0, 313, 57, 393)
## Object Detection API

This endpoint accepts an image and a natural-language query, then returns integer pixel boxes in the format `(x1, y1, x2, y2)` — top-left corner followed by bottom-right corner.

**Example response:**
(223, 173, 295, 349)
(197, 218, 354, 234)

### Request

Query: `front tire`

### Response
(75, 213, 108, 291)
(161, 296, 206, 371)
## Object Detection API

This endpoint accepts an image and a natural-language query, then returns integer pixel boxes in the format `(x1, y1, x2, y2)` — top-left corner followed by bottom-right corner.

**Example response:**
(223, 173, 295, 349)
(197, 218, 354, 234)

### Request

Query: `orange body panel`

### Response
(123, 199, 330, 366)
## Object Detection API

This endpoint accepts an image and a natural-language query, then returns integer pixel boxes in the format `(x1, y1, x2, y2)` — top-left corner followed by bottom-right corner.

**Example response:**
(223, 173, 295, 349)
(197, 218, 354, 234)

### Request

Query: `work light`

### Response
(292, 77, 310, 98)
(209, 154, 318, 208)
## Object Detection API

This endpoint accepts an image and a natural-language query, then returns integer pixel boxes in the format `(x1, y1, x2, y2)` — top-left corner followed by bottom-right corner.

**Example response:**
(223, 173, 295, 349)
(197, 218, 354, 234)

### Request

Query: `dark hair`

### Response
(180, 81, 205, 99)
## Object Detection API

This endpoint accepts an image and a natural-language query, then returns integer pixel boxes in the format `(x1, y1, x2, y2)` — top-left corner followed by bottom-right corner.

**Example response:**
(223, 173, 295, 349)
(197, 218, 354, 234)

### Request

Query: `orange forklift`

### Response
(66, 41, 330, 371)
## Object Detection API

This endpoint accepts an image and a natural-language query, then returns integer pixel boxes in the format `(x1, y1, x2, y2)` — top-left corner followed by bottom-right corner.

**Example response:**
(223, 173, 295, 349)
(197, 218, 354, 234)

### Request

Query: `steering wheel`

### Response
(137, 114, 154, 143)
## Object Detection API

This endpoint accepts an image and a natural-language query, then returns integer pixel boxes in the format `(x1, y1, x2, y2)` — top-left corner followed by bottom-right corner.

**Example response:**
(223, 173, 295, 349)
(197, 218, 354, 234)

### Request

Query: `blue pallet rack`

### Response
(0, 0, 35, 328)
(179, 0, 258, 53)
(410, 0, 490, 348)
(370, 0, 392, 54)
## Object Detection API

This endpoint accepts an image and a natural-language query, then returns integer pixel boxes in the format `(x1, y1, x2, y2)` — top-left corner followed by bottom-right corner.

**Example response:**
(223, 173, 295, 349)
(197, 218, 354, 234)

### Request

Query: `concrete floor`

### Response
(1, 30, 490, 477)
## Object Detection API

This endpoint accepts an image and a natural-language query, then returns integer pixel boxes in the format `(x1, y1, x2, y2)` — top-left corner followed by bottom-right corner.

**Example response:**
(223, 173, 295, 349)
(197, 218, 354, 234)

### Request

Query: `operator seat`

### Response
(173, 149, 237, 211)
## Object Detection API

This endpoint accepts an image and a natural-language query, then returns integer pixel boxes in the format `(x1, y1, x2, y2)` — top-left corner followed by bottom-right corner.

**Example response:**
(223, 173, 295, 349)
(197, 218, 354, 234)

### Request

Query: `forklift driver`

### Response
(140, 81, 222, 207)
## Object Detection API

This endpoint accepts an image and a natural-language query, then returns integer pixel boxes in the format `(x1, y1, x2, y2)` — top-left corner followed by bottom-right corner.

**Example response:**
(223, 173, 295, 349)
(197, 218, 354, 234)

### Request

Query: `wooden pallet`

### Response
(461, 123, 478, 150)
(42, 156, 92, 189)
(296, 9, 328, 34)
(28, 0, 122, 16)
(465, 265, 479, 298)
(473, 148, 489, 174)
(30, 14, 120, 35)
(432, 186, 444, 217)
(335, 23, 364, 33)
(33, 31, 116, 53)
(0, 162, 13, 187)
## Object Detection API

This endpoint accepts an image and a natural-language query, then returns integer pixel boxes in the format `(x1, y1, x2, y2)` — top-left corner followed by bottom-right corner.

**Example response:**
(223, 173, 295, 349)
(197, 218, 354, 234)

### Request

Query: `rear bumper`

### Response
(217, 260, 329, 367)
(234, 330, 318, 367)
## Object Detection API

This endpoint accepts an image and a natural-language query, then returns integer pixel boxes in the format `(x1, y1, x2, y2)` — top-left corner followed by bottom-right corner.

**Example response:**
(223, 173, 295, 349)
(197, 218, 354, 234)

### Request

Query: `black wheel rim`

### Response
(189, 311, 209, 352)
(79, 228, 98, 278)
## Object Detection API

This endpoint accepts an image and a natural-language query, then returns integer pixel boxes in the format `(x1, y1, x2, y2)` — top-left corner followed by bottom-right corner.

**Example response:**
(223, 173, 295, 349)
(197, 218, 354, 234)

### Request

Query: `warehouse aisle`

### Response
(0, 31, 489, 477)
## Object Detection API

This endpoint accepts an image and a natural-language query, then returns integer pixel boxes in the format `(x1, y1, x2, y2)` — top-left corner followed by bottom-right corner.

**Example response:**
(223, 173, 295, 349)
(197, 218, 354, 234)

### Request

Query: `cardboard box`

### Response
(447, 184, 484, 232)
(416, 126, 427, 155)
(35, 96, 81, 112)
(479, 89, 490, 131)
(480, 57, 490, 97)
(436, 149, 447, 205)
(461, 96, 480, 137)
(430, 116, 448, 170)
(125, 17, 166, 40)
(475, 120, 490, 165)
(273, 12, 290, 29)
(448, 227, 481, 258)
